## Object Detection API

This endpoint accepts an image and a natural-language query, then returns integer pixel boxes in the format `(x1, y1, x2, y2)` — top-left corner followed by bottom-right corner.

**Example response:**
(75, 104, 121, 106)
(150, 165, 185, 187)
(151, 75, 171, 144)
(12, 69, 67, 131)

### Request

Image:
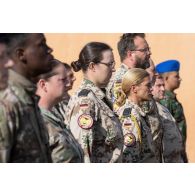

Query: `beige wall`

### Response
(45, 33, 195, 162)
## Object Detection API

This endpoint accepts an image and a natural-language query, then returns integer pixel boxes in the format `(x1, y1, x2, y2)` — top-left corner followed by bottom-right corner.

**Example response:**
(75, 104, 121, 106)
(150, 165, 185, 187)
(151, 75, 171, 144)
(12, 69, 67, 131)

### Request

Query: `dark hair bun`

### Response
(71, 60, 82, 72)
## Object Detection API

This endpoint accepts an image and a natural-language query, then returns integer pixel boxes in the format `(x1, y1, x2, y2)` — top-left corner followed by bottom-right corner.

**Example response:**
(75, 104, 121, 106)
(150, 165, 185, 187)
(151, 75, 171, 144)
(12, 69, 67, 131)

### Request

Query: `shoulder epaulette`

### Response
(122, 108, 131, 117)
(78, 89, 90, 97)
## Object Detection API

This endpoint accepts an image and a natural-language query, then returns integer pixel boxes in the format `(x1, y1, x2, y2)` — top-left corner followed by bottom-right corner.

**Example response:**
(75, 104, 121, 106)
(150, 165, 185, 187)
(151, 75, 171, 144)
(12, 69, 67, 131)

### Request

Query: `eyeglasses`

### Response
(132, 47, 151, 53)
(99, 61, 115, 67)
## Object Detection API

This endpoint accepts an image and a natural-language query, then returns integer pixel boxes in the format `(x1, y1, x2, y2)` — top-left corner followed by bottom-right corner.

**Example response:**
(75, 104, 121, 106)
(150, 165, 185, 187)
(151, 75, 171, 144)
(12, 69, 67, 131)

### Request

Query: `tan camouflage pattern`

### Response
(66, 79, 123, 163)
(0, 69, 51, 163)
(106, 64, 128, 112)
(117, 99, 160, 163)
(41, 107, 84, 163)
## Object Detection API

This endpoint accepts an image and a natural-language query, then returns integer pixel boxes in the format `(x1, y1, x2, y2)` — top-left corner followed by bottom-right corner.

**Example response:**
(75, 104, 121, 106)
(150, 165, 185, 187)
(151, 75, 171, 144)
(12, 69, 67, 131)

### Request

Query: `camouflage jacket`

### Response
(40, 107, 84, 163)
(53, 95, 70, 124)
(160, 90, 187, 142)
(0, 70, 51, 163)
(117, 99, 159, 163)
(106, 64, 128, 112)
(66, 79, 123, 163)
(156, 102, 184, 163)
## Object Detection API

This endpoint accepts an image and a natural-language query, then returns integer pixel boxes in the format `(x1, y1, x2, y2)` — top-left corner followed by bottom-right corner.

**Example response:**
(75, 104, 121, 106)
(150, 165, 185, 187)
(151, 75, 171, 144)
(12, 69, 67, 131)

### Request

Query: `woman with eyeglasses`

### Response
(66, 42, 123, 163)
(116, 68, 160, 163)
(36, 59, 84, 163)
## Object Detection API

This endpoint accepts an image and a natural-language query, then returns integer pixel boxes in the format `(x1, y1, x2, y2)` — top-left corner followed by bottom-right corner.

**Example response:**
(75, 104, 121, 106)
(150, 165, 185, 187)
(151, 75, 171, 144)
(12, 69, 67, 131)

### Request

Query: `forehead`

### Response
(142, 76, 150, 83)
(101, 49, 113, 60)
(28, 33, 45, 43)
(168, 71, 179, 77)
(155, 78, 164, 84)
(54, 64, 66, 75)
(134, 36, 148, 48)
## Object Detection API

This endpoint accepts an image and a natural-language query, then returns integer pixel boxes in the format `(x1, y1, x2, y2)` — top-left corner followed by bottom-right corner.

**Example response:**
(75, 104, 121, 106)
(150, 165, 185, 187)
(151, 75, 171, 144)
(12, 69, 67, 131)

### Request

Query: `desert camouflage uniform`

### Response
(66, 79, 123, 163)
(41, 107, 84, 163)
(156, 102, 184, 163)
(106, 64, 128, 112)
(0, 69, 51, 163)
(117, 99, 159, 163)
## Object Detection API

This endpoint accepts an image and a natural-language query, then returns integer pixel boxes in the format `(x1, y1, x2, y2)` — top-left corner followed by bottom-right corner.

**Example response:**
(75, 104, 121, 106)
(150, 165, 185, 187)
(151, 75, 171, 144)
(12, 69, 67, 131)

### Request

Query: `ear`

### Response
(15, 48, 27, 64)
(38, 79, 47, 92)
(131, 85, 137, 93)
(127, 50, 133, 58)
(88, 62, 96, 72)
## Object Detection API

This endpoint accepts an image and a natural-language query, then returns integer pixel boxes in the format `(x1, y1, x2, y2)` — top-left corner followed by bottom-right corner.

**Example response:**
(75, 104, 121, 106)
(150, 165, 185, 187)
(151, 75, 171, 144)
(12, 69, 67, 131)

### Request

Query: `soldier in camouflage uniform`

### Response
(36, 59, 84, 163)
(150, 74, 184, 162)
(66, 42, 123, 163)
(107, 33, 151, 112)
(54, 63, 76, 123)
(156, 60, 188, 162)
(117, 69, 160, 162)
(106, 33, 164, 161)
(0, 34, 53, 163)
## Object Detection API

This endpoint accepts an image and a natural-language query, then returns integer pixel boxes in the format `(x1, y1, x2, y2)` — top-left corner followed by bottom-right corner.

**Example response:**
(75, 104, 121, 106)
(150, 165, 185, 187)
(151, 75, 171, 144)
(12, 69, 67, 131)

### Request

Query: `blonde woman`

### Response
(117, 68, 160, 163)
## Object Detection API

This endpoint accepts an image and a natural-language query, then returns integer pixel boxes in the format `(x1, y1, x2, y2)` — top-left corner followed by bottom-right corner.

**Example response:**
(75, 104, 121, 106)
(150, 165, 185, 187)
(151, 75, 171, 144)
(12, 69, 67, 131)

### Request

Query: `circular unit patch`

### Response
(124, 133, 136, 147)
(78, 114, 93, 129)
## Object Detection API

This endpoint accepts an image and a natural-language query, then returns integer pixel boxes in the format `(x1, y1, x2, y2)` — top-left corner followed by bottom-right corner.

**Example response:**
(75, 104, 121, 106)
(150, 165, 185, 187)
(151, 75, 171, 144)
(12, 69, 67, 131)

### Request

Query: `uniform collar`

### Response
(80, 78, 106, 100)
(40, 107, 63, 124)
(121, 63, 129, 70)
(164, 90, 176, 99)
(126, 99, 146, 116)
(8, 69, 37, 95)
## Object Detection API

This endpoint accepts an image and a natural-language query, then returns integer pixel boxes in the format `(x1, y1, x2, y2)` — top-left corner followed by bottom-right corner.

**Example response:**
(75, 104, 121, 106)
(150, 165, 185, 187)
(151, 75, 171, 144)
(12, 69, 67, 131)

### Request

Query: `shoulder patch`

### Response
(124, 133, 136, 147)
(78, 114, 93, 129)
(123, 108, 131, 117)
(78, 89, 90, 97)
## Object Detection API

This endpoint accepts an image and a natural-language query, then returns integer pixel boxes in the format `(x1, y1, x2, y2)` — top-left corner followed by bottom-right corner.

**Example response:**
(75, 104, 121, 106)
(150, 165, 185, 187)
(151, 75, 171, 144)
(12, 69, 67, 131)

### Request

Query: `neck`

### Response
(37, 92, 57, 111)
(128, 95, 140, 106)
(84, 74, 105, 88)
(122, 59, 136, 69)
(164, 83, 175, 92)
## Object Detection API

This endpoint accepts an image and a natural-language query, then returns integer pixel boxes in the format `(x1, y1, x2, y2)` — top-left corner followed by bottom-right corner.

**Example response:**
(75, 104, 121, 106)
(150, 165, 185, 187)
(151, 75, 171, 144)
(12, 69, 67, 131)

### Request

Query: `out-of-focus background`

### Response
(45, 33, 195, 162)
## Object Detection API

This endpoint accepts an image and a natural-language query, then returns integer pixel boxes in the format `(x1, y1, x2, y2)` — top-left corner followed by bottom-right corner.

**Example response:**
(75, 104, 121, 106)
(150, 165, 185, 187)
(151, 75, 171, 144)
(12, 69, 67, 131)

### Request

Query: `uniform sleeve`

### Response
(119, 113, 141, 163)
(0, 103, 15, 162)
(69, 96, 95, 163)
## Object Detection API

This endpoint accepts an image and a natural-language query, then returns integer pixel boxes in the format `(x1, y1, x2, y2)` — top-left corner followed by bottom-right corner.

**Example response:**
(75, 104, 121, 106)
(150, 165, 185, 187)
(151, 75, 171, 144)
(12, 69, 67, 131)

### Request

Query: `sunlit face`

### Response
(0, 43, 9, 90)
(165, 71, 181, 90)
(95, 49, 116, 88)
(65, 68, 76, 91)
(135, 76, 151, 102)
(45, 64, 67, 103)
(151, 78, 165, 100)
(132, 36, 151, 69)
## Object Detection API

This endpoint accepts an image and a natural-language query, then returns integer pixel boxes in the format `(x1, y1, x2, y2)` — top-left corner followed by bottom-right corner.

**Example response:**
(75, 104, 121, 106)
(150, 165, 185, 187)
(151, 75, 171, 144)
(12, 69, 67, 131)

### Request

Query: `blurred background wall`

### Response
(45, 33, 195, 162)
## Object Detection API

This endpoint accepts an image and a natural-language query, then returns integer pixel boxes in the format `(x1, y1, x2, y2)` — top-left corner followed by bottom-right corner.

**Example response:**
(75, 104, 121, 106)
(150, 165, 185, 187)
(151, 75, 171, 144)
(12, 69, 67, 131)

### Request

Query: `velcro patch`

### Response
(124, 133, 136, 147)
(78, 114, 93, 129)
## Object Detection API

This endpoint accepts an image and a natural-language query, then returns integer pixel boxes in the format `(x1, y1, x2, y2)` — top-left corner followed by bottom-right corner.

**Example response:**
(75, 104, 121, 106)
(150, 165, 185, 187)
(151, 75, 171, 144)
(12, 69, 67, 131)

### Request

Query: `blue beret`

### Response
(155, 60, 180, 74)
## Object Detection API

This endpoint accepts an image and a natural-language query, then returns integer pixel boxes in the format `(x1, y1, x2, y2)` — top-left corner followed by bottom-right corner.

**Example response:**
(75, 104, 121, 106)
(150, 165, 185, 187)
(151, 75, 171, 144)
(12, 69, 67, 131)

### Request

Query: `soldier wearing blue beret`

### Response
(156, 60, 188, 162)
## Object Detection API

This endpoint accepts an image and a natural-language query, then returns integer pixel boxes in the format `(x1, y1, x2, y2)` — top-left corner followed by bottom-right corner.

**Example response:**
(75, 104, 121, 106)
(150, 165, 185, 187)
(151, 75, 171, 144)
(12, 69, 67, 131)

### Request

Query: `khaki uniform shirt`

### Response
(117, 100, 160, 163)
(66, 79, 123, 163)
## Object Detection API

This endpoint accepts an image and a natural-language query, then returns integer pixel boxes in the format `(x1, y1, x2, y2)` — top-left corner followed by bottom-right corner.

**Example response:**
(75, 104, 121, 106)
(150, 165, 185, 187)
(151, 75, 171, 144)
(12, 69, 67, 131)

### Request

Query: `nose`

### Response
(47, 45, 53, 54)
(161, 85, 165, 92)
